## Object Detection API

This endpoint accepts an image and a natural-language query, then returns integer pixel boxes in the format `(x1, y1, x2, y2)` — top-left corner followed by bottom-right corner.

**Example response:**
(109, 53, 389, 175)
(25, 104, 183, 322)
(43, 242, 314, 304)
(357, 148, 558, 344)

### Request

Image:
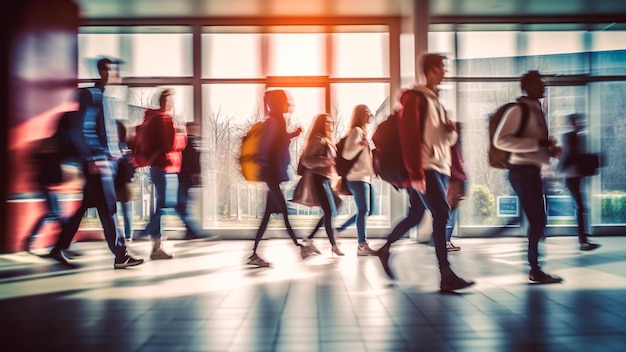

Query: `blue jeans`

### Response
(176, 180, 204, 237)
(145, 167, 167, 240)
(54, 160, 127, 257)
(508, 164, 545, 271)
(117, 201, 133, 239)
(342, 180, 375, 244)
(27, 189, 66, 247)
(445, 207, 458, 242)
(307, 174, 339, 245)
(386, 170, 450, 270)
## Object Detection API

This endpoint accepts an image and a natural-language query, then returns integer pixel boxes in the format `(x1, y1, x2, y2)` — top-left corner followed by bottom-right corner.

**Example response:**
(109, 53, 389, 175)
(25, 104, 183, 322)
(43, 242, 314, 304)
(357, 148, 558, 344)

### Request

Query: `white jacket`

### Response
(493, 97, 550, 166)
(342, 127, 374, 183)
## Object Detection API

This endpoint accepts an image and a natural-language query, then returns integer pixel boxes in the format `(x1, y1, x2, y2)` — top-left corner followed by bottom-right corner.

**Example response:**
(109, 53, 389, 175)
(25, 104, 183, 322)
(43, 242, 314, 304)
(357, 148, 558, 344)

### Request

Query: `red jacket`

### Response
(143, 109, 187, 173)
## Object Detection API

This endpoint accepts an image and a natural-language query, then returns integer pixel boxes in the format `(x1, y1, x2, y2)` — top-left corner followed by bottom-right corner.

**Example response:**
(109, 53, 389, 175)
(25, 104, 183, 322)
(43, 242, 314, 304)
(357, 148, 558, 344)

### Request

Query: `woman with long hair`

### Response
(293, 113, 344, 256)
(336, 105, 376, 255)
(247, 89, 311, 267)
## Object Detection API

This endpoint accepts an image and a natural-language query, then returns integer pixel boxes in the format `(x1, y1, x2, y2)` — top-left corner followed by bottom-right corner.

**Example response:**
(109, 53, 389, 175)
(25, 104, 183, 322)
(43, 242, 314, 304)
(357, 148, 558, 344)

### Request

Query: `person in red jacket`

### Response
(375, 53, 474, 292)
(142, 88, 187, 260)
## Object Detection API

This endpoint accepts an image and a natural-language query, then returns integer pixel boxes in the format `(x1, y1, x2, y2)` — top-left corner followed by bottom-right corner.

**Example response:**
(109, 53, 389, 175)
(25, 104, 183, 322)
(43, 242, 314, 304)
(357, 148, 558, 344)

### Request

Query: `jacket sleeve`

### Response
(399, 94, 425, 182)
(493, 106, 540, 152)
(301, 137, 331, 169)
(257, 118, 277, 167)
(158, 114, 176, 153)
(342, 128, 364, 160)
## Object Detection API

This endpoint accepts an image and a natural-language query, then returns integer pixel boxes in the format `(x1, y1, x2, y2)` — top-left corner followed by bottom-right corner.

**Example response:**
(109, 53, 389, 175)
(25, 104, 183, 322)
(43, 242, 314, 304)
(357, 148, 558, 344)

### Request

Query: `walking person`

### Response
(47, 57, 144, 269)
(557, 113, 600, 251)
(493, 70, 563, 284)
(177, 121, 219, 241)
(140, 88, 187, 260)
(292, 113, 344, 257)
(445, 121, 467, 252)
(336, 105, 377, 256)
(247, 89, 311, 267)
(115, 120, 135, 241)
(375, 53, 474, 292)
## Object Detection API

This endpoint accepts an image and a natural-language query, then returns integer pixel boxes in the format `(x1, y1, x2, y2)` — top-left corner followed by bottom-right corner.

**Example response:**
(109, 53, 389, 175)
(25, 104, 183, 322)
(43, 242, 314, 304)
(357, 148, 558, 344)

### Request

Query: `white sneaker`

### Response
(357, 242, 376, 256)
(150, 248, 173, 260)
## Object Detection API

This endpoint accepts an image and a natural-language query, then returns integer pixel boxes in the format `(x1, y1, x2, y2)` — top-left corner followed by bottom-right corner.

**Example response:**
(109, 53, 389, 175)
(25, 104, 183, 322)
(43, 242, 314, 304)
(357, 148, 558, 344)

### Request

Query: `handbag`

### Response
(290, 171, 320, 207)
(334, 176, 352, 196)
(577, 153, 600, 177)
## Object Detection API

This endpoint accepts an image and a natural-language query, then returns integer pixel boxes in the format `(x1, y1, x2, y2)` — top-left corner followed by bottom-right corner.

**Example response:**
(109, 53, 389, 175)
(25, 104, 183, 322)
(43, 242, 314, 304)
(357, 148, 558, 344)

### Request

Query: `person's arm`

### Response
(301, 137, 333, 169)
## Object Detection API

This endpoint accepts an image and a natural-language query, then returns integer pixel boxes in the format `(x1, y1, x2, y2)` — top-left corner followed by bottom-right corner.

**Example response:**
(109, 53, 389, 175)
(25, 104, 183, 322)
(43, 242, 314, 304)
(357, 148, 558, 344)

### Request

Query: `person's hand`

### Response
(87, 159, 112, 175)
(443, 120, 457, 133)
(411, 179, 426, 193)
(293, 126, 303, 137)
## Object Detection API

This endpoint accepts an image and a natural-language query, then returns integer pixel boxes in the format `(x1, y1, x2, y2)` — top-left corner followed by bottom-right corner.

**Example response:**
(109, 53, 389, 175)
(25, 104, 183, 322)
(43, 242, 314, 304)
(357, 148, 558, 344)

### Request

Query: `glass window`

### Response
(127, 86, 194, 124)
(202, 32, 262, 78)
(456, 32, 519, 76)
(591, 31, 626, 76)
(78, 30, 193, 79)
(268, 33, 326, 76)
(332, 32, 388, 78)
(523, 31, 588, 75)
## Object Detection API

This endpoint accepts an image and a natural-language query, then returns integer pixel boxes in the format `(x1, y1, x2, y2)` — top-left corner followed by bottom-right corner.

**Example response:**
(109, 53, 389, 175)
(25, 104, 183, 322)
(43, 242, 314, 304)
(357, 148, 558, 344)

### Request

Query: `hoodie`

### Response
(398, 86, 458, 183)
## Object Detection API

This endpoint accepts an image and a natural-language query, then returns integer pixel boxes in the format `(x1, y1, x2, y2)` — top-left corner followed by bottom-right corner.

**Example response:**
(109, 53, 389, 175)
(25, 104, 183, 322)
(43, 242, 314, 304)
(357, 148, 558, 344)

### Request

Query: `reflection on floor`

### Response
(1, 236, 625, 352)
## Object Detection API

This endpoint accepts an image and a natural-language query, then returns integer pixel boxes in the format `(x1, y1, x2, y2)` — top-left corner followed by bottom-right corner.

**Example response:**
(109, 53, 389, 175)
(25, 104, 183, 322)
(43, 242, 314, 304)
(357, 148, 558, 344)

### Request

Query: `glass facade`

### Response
(75, 24, 626, 238)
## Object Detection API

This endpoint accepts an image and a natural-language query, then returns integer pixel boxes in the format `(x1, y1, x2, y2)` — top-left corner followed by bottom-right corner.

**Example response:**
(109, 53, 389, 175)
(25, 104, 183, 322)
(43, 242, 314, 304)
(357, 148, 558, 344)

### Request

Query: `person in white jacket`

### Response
(493, 70, 563, 284)
(336, 104, 377, 256)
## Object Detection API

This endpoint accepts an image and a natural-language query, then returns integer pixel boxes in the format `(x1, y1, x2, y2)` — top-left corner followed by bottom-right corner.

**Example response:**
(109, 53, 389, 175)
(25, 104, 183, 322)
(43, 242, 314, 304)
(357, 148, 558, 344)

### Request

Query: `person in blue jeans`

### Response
(493, 70, 563, 284)
(337, 104, 377, 256)
(375, 53, 474, 292)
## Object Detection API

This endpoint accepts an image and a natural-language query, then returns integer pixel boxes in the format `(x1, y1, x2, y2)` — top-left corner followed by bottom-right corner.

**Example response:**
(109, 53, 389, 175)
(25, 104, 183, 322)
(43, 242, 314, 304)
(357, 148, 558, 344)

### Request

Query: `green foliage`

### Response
(601, 192, 626, 223)
(467, 184, 495, 220)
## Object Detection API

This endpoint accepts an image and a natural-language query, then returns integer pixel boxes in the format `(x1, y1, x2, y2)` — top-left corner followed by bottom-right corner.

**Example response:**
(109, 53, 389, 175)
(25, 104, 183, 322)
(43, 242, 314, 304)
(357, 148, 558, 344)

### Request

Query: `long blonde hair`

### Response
(348, 104, 370, 133)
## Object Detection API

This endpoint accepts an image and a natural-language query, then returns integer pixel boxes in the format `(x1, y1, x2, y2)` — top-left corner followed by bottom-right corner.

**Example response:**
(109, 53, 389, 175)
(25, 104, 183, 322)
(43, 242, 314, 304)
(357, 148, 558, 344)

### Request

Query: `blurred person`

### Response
(47, 57, 144, 269)
(140, 88, 187, 260)
(445, 122, 467, 252)
(177, 121, 219, 241)
(115, 120, 135, 241)
(336, 104, 377, 256)
(292, 113, 344, 257)
(247, 89, 310, 267)
(557, 113, 600, 251)
(375, 53, 475, 292)
(493, 70, 563, 284)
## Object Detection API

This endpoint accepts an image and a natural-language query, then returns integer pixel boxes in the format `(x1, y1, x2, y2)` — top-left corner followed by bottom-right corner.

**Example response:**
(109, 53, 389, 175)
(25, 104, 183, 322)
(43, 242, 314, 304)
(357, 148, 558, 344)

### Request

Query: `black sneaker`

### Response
(580, 242, 600, 251)
(440, 268, 475, 292)
(114, 253, 144, 269)
(529, 269, 563, 284)
(47, 250, 72, 266)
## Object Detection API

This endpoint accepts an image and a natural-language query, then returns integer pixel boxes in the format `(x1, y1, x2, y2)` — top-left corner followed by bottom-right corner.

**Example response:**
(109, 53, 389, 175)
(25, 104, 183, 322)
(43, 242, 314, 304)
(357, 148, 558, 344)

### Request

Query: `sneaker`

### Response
(47, 250, 75, 267)
(529, 269, 563, 284)
(114, 253, 144, 269)
(125, 237, 133, 242)
(446, 242, 461, 252)
(580, 242, 600, 251)
(375, 244, 395, 279)
(440, 268, 475, 292)
(303, 238, 321, 254)
(357, 243, 376, 256)
(61, 249, 83, 258)
(150, 248, 173, 260)
(247, 253, 270, 267)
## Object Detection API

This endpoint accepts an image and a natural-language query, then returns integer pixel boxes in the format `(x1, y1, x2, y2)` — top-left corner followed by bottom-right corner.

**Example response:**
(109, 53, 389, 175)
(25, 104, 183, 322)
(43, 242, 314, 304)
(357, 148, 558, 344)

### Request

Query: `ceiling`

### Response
(75, 0, 626, 21)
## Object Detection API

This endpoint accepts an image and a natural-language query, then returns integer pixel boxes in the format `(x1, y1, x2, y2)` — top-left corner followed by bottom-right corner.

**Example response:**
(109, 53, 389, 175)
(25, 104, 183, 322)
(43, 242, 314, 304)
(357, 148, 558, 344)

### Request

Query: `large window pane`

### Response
(591, 31, 626, 76)
(456, 32, 519, 76)
(332, 33, 388, 78)
(202, 32, 262, 78)
(523, 31, 588, 75)
(269, 33, 326, 76)
(79, 29, 193, 78)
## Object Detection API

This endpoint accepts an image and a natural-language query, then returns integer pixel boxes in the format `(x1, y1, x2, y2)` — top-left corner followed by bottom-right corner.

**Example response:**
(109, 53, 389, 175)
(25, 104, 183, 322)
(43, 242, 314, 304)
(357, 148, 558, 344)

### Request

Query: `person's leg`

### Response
(176, 181, 205, 238)
(565, 177, 586, 243)
(26, 188, 57, 251)
(313, 174, 338, 246)
(252, 196, 272, 254)
(509, 164, 560, 283)
(376, 188, 425, 279)
(336, 214, 356, 232)
(147, 167, 171, 259)
(118, 201, 133, 240)
(446, 207, 458, 243)
(420, 170, 451, 271)
(265, 180, 301, 246)
(346, 180, 369, 245)
(307, 217, 324, 239)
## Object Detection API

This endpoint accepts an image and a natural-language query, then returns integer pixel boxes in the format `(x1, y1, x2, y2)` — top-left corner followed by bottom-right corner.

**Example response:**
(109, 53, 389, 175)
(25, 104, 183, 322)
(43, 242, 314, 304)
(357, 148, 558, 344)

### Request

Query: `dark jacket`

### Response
(180, 134, 202, 186)
(258, 114, 292, 183)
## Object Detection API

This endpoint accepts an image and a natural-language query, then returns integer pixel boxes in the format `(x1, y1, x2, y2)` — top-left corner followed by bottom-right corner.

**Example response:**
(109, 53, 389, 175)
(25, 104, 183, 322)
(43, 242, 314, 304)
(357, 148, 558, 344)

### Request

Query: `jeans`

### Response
(27, 189, 66, 247)
(342, 180, 375, 244)
(508, 164, 545, 271)
(54, 160, 127, 257)
(386, 170, 450, 270)
(176, 180, 204, 237)
(117, 201, 133, 239)
(253, 179, 300, 252)
(145, 167, 167, 240)
(307, 174, 338, 245)
(445, 207, 459, 242)
(565, 177, 588, 244)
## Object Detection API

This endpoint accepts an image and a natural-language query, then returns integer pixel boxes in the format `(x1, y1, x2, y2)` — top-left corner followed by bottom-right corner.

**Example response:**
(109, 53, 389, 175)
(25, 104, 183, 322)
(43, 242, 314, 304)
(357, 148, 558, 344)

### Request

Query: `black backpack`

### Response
(488, 102, 530, 169)
(335, 135, 363, 177)
(372, 90, 427, 189)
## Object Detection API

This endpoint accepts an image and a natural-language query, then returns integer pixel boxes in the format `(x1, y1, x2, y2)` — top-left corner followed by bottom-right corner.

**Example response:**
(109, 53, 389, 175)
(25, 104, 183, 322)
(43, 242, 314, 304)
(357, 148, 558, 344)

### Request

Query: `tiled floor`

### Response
(1, 235, 625, 352)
